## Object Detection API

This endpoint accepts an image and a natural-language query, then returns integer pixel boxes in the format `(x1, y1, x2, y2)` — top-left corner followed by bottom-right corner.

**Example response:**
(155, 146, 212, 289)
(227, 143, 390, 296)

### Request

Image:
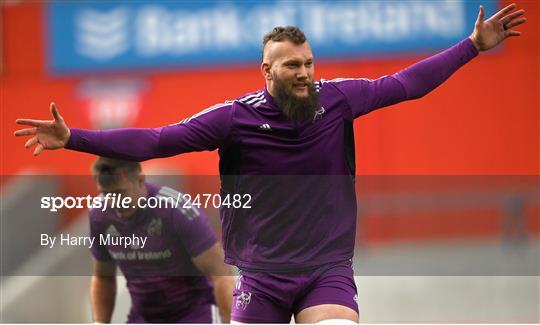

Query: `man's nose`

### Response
(296, 66, 308, 80)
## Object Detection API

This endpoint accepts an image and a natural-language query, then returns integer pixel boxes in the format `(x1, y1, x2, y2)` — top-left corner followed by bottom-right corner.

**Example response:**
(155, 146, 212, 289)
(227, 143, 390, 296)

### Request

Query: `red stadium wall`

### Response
(1, 1, 538, 176)
(1, 2, 538, 241)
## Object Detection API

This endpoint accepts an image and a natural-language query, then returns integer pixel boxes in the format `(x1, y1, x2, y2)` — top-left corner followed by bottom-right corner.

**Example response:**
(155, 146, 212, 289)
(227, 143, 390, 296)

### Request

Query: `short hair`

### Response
(92, 157, 141, 187)
(262, 26, 307, 59)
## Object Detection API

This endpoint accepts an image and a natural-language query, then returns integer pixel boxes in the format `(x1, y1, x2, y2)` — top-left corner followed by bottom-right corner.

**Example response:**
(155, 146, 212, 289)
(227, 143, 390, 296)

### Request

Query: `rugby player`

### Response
(89, 157, 233, 323)
(15, 4, 526, 323)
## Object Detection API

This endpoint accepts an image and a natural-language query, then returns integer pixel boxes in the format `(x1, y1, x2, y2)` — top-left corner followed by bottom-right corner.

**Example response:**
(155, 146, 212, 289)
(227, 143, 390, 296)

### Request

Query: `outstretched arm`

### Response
(15, 102, 233, 160)
(332, 3, 526, 118)
(398, 3, 527, 99)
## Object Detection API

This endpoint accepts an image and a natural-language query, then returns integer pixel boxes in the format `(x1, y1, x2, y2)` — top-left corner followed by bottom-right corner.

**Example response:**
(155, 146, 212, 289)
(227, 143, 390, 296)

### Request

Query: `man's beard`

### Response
(272, 75, 320, 123)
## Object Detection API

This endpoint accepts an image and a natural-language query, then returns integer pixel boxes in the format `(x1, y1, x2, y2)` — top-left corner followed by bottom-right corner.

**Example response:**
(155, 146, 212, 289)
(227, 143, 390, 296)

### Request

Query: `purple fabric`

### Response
(231, 261, 358, 323)
(128, 303, 217, 323)
(332, 37, 479, 118)
(66, 101, 233, 161)
(72, 39, 478, 272)
(89, 183, 217, 323)
(66, 38, 477, 160)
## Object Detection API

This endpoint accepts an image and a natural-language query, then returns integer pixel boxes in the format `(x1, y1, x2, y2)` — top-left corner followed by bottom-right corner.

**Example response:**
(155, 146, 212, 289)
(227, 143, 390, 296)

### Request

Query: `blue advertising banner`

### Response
(47, 0, 498, 74)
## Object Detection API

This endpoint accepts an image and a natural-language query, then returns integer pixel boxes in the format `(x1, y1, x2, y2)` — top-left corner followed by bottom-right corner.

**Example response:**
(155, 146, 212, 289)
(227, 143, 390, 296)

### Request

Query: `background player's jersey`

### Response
(69, 38, 478, 273)
(89, 183, 217, 322)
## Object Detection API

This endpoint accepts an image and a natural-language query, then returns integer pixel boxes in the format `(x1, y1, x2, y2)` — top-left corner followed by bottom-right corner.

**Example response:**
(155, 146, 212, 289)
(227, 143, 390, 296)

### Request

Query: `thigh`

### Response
(294, 263, 359, 323)
(295, 304, 359, 324)
(231, 273, 293, 324)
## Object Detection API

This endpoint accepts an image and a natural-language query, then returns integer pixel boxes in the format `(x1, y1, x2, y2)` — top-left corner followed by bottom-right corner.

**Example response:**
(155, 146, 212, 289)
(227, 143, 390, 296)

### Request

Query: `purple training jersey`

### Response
(73, 39, 478, 272)
(89, 183, 217, 322)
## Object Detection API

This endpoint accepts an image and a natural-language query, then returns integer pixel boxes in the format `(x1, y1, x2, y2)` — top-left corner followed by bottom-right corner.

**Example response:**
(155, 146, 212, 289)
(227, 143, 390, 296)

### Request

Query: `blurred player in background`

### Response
(89, 157, 233, 323)
(15, 4, 526, 323)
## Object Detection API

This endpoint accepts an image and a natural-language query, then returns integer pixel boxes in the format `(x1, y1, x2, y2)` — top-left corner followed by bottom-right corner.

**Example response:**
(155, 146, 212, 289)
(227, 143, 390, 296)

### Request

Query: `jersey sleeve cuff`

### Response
(65, 128, 83, 150)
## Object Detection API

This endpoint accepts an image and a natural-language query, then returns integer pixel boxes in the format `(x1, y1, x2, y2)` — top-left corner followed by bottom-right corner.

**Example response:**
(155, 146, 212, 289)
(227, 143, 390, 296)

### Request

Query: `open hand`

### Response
(469, 3, 526, 51)
(14, 103, 71, 156)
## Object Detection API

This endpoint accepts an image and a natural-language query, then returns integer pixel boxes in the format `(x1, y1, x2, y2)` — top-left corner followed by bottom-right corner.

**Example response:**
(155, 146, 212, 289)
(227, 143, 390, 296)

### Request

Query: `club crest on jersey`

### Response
(313, 106, 325, 121)
(106, 225, 120, 237)
(147, 218, 162, 236)
(235, 291, 252, 311)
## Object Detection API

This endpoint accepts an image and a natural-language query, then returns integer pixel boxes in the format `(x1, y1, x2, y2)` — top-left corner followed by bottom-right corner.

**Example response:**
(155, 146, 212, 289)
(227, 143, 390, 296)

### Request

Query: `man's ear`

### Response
(260, 62, 272, 80)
